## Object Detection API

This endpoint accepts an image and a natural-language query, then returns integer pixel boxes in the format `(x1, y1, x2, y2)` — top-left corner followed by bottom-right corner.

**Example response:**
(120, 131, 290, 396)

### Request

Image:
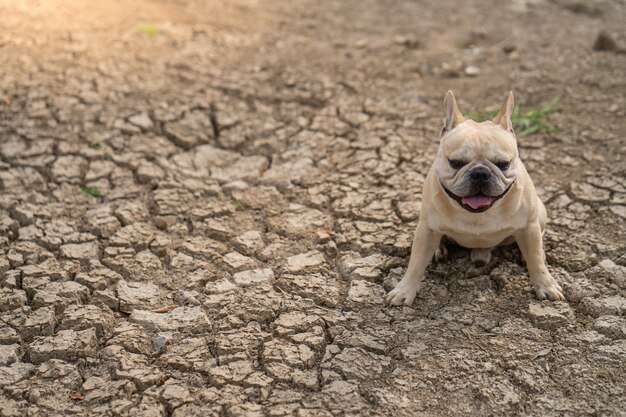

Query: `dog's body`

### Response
(387, 91, 565, 306)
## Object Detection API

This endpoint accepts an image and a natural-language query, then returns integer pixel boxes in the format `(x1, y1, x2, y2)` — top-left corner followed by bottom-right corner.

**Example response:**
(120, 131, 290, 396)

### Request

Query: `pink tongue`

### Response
(461, 195, 494, 209)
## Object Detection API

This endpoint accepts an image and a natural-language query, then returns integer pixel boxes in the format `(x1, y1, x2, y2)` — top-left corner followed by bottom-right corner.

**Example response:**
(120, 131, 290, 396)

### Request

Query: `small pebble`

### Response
(464, 65, 481, 76)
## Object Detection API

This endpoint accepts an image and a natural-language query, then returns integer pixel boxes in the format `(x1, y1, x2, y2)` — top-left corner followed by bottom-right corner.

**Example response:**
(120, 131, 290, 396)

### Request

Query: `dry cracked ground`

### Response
(1, 0, 625, 416)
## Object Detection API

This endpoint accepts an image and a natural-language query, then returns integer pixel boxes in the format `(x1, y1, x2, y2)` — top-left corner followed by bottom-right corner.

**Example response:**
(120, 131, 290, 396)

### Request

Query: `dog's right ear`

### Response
(442, 90, 464, 136)
(492, 91, 515, 133)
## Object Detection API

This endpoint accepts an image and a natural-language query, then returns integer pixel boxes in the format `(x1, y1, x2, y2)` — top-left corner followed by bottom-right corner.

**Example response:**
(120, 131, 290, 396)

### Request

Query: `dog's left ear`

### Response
(442, 90, 465, 135)
(492, 91, 515, 133)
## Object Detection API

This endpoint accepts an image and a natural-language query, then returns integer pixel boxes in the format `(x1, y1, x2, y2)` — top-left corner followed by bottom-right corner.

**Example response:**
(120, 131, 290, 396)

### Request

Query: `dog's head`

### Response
(434, 91, 519, 213)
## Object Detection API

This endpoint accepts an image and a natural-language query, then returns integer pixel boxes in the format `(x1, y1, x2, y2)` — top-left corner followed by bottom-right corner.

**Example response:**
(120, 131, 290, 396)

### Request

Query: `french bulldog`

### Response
(386, 91, 565, 306)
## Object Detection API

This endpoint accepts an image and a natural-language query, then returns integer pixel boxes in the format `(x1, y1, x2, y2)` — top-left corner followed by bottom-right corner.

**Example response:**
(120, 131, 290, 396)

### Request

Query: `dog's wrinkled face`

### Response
(435, 92, 519, 213)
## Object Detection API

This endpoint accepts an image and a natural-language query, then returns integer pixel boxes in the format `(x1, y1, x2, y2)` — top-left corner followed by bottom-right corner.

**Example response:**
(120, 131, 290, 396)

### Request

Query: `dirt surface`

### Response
(1, 0, 625, 415)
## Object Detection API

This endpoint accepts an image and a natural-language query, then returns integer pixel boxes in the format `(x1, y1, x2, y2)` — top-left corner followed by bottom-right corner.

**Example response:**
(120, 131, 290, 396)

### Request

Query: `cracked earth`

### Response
(1, 0, 625, 416)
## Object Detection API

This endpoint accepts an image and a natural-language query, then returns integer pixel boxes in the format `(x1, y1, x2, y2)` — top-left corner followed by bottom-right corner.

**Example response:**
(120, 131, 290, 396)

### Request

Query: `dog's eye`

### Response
(495, 161, 510, 171)
(448, 159, 467, 170)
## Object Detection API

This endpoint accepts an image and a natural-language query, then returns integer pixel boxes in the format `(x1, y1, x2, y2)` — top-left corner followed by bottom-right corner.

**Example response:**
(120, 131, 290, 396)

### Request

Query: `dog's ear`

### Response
(442, 90, 464, 135)
(492, 91, 515, 133)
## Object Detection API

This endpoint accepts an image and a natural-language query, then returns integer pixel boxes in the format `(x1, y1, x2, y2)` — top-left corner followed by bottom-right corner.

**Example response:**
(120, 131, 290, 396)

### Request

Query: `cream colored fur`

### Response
(386, 91, 564, 306)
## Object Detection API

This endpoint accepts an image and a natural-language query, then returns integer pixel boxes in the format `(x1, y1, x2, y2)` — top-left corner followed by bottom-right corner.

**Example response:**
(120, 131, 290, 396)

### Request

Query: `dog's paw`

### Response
(386, 282, 419, 306)
(533, 278, 565, 301)
(434, 244, 448, 262)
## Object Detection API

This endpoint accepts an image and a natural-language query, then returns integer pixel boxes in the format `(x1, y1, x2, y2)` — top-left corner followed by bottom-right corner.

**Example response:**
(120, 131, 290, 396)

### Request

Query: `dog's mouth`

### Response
(441, 182, 514, 213)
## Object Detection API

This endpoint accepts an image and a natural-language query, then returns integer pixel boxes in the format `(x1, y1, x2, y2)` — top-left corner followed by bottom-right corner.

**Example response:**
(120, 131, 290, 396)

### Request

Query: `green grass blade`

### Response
(466, 98, 562, 136)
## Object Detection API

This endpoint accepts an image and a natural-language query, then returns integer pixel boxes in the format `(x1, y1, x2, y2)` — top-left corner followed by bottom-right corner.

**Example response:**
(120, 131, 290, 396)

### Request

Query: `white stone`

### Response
(464, 65, 481, 76)
(129, 113, 153, 129)
(129, 306, 211, 333)
(233, 269, 274, 287)
(0, 344, 20, 366)
(286, 250, 325, 272)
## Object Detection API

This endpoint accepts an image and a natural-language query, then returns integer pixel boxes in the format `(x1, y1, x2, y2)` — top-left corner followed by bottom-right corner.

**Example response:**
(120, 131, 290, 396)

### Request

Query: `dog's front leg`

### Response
(386, 221, 441, 306)
(515, 223, 565, 301)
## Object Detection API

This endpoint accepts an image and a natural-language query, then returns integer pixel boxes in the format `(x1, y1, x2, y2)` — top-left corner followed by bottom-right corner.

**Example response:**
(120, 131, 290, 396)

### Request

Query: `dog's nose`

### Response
(470, 166, 491, 183)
